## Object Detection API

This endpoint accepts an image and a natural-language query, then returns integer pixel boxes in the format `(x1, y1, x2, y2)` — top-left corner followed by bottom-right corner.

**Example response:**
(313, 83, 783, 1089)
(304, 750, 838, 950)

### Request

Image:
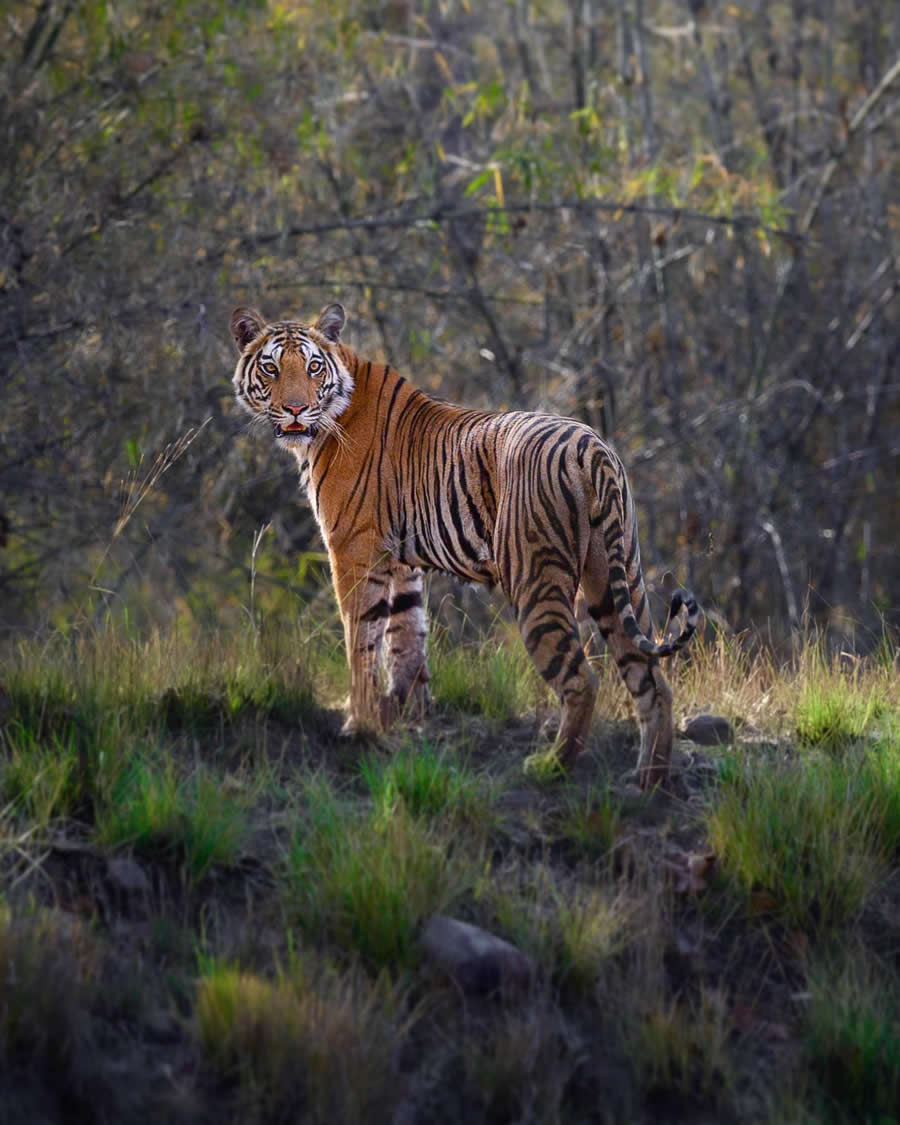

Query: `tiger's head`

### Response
(230, 303, 353, 451)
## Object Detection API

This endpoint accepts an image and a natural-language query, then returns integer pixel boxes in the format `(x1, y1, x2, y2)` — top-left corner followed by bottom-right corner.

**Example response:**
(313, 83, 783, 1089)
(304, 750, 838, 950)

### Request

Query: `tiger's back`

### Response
(231, 302, 697, 788)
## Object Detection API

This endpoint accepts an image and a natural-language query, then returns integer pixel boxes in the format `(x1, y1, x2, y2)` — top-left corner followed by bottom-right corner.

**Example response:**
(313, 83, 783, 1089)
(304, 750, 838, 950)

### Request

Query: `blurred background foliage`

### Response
(1, 0, 898, 644)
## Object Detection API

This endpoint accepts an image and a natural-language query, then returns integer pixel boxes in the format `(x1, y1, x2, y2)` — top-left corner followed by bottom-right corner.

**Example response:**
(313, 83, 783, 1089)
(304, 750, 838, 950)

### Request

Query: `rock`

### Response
(681, 714, 734, 747)
(107, 857, 151, 896)
(143, 1005, 181, 1044)
(421, 915, 534, 996)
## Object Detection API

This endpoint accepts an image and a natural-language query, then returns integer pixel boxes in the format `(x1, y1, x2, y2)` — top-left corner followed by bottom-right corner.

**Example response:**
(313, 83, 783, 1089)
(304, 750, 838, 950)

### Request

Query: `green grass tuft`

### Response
(804, 951, 900, 1122)
(1, 726, 86, 827)
(194, 955, 407, 1124)
(522, 746, 570, 783)
(553, 784, 622, 857)
(708, 749, 899, 929)
(630, 986, 734, 1108)
(285, 780, 478, 969)
(795, 679, 886, 752)
(479, 861, 638, 990)
(790, 641, 896, 753)
(95, 758, 246, 877)
(360, 742, 489, 824)
(431, 629, 545, 720)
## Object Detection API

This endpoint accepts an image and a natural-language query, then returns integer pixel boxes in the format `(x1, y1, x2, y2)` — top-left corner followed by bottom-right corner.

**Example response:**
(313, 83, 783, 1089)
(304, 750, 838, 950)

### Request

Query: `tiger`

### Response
(230, 302, 698, 788)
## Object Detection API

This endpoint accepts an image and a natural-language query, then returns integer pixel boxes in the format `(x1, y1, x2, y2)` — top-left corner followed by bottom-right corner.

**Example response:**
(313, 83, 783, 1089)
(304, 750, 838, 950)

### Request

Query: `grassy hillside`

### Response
(0, 622, 898, 1123)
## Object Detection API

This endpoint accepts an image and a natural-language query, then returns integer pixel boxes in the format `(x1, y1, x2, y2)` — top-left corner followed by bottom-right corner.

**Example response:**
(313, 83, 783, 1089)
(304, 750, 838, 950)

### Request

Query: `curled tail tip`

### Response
(671, 586, 699, 621)
(653, 586, 699, 657)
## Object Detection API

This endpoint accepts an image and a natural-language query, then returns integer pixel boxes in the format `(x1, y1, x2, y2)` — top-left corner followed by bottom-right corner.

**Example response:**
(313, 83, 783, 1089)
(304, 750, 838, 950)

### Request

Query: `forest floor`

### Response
(0, 622, 898, 1124)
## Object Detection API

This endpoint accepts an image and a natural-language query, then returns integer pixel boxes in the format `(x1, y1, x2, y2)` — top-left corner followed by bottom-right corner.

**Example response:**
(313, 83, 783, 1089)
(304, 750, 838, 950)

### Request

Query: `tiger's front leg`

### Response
(332, 559, 395, 735)
(385, 565, 431, 721)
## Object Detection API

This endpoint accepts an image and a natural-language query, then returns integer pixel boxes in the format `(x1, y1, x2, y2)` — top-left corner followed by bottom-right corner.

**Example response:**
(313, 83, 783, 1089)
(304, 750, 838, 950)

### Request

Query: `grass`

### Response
(430, 626, 547, 720)
(803, 950, 900, 1122)
(285, 777, 480, 969)
(794, 652, 889, 752)
(668, 629, 776, 729)
(478, 860, 641, 991)
(0, 902, 99, 1069)
(630, 986, 734, 1109)
(1, 725, 87, 827)
(194, 954, 409, 1124)
(0, 619, 898, 1123)
(707, 746, 900, 930)
(359, 740, 490, 824)
(1, 622, 322, 742)
(95, 758, 248, 877)
(461, 996, 579, 1121)
(552, 783, 623, 857)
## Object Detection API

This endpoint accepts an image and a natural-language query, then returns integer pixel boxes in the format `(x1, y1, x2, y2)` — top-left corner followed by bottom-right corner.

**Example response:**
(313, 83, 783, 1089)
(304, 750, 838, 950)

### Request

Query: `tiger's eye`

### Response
(307, 358, 324, 376)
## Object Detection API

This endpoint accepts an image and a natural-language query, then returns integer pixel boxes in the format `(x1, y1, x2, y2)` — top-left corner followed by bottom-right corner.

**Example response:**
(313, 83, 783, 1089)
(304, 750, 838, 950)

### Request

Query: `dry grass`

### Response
(672, 630, 780, 729)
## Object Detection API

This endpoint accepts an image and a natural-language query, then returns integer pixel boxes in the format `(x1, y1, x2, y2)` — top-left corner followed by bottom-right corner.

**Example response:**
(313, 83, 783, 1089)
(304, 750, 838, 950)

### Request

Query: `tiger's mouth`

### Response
(275, 422, 318, 441)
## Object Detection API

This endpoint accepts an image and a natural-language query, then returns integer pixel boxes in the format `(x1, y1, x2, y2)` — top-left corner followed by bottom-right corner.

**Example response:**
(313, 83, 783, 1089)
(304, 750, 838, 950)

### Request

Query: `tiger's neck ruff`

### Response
(231, 302, 698, 789)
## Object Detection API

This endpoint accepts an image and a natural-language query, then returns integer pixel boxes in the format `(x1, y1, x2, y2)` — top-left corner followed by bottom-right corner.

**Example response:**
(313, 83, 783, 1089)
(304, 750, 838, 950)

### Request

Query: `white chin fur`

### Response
(276, 433, 314, 450)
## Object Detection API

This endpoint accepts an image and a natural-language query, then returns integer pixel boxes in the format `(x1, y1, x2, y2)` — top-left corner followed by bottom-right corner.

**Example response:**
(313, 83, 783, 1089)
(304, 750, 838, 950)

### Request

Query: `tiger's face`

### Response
(230, 303, 352, 452)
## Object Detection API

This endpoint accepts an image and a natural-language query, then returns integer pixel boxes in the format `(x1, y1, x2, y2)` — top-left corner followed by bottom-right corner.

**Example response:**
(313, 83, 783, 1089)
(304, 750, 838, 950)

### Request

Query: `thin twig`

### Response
(801, 54, 900, 233)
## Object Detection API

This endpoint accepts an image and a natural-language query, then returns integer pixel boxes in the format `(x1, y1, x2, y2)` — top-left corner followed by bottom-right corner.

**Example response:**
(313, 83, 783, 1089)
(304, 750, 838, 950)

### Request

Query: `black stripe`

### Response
(360, 599, 391, 622)
(390, 591, 423, 615)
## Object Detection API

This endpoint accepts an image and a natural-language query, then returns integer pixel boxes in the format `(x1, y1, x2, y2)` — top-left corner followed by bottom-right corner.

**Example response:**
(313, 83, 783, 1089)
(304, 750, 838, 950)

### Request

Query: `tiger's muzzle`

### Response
(274, 420, 318, 442)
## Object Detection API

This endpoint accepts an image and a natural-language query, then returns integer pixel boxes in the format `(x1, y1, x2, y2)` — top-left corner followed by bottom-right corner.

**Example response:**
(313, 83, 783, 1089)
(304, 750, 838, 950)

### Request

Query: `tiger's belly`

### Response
(384, 520, 498, 587)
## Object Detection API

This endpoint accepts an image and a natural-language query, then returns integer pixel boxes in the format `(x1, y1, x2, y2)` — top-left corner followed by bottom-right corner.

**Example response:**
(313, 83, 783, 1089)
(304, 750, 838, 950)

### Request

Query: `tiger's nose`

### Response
(283, 402, 306, 417)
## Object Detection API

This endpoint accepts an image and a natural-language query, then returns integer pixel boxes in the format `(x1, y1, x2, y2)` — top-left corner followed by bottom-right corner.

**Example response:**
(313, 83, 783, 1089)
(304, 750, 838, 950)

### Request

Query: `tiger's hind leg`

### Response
(583, 583, 674, 790)
(512, 583, 599, 769)
(384, 565, 431, 722)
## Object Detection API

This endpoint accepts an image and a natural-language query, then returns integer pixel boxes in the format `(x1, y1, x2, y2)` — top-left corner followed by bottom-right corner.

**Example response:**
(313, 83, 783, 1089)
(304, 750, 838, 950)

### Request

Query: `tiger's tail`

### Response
(595, 475, 699, 659)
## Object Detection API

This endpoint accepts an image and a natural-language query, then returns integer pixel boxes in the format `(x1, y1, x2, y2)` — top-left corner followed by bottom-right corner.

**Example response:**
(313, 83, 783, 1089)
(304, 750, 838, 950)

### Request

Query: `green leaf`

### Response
(464, 169, 493, 197)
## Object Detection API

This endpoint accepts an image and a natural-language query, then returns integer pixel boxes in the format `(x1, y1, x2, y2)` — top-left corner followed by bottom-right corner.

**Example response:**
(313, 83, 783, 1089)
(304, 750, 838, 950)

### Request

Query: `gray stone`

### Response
(143, 1005, 181, 1044)
(421, 915, 534, 996)
(107, 856, 151, 895)
(681, 714, 735, 746)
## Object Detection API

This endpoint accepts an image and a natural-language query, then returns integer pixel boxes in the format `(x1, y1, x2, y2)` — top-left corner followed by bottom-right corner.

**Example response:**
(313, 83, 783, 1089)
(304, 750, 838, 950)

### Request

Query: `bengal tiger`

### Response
(230, 303, 698, 788)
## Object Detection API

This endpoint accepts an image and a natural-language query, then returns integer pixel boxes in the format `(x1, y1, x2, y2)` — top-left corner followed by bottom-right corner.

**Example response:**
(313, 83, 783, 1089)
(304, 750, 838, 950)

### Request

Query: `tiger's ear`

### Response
(231, 307, 265, 352)
(315, 303, 345, 343)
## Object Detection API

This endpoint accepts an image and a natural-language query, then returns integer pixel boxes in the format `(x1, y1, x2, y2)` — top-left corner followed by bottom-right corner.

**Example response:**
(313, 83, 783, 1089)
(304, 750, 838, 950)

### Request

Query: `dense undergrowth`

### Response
(0, 620, 898, 1123)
